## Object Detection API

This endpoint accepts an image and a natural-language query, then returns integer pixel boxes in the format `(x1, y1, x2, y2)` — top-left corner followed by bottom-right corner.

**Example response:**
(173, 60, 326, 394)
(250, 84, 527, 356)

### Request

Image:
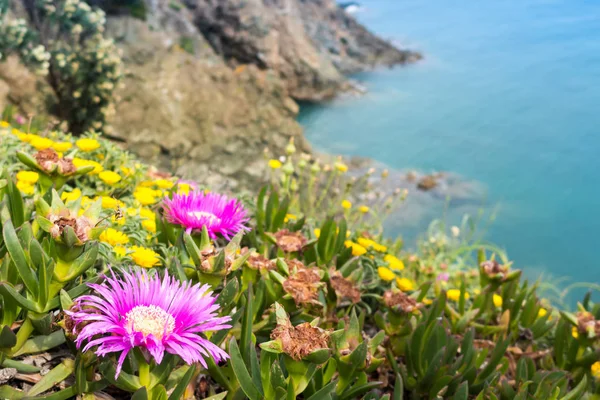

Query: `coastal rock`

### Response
(0, 56, 49, 119)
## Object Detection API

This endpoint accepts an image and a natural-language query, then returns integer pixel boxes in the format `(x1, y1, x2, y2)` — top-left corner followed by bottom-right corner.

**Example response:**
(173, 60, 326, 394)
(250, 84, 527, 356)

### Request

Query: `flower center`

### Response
(188, 211, 221, 224)
(125, 305, 175, 340)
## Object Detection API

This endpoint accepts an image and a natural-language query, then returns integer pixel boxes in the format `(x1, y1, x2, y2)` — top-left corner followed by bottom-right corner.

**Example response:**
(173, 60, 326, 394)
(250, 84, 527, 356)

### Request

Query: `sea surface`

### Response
(298, 0, 600, 299)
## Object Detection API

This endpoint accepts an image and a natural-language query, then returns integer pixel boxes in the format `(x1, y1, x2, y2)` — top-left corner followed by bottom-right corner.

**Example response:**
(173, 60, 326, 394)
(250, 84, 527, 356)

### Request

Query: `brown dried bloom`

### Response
(245, 249, 276, 271)
(576, 311, 600, 337)
(48, 211, 92, 244)
(481, 260, 509, 280)
(274, 229, 307, 252)
(383, 290, 423, 313)
(329, 269, 361, 304)
(271, 320, 329, 360)
(58, 157, 76, 175)
(35, 148, 60, 172)
(283, 266, 322, 305)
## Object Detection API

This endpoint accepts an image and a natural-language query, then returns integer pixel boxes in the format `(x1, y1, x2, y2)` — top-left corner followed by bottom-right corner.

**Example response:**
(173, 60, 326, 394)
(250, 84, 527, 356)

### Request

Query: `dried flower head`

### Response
(271, 320, 329, 361)
(283, 265, 323, 305)
(244, 249, 276, 271)
(48, 210, 93, 244)
(274, 229, 307, 253)
(329, 269, 361, 304)
(383, 290, 423, 313)
(67, 270, 231, 377)
(35, 148, 60, 171)
(481, 260, 509, 280)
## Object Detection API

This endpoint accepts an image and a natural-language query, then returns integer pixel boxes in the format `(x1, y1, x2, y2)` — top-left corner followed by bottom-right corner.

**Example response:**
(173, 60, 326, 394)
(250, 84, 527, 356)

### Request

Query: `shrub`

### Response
(0, 119, 599, 398)
(0, 0, 122, 135)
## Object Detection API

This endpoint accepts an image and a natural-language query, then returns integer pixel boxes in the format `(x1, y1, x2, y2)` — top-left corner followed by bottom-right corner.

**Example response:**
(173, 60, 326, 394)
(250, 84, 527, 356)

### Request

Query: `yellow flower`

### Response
(73, 158, 103, 174)
(120, 166, 132, 176)
(384, 254, 405, 271)
(423, 298, 433, 305)
(154, 179, 174, 189)
(344, 240, 367, 256)
(99, 228, 129, 246)
(359, 205, 370, 213)
(572, 327, 579, 339)
(592, 362, 600, 380)
(268, 159, 282, 169)
(113, 245, 127, 258)
(61, 188, 82, 202)
(139, 180, 155, 187)
(341, 200, 352, 209)
(0, 121, 10, 128)
(111, 214, 126, 226)
(134, 187, 157, 205)
(357, 237, 387, 252)
(447, 289, 470, 302)
(538, 308, 548, 318)
(378, 267, 396, 282)
(52, 141, 73, 152)
(99, 196, 124, 210)
(16, 181, 34, 196)
(314, 228, 321, 238)
(493, 294, 503, 308)
(130, 246, 160, 268)
(30, 136, 54, 150)
(142, 219, 156, 233)
(177, 182, 192, 195)
(16, 171, 39, 185)
(76, 138, 100, 151)
(284, 213, 297, 223)
(334, 162, 348, 173)
(99, 171, 122, 185)
(396, 277, 415, 292)
(140, 208, 155, 220)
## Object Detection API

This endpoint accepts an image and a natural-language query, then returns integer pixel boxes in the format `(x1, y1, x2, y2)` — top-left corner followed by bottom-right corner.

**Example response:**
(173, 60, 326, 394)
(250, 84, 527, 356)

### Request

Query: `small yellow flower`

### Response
(357, 237, 387, 252)
(334, 162, 348, 173)
(52, 141, 73, 152)
(142, 219, 156, 233)
(314, 228, 321, 238)
(113, 245, 127, 258)
(592, 362, 600, 380)
(16, 181, 34, 196)
(538, 308, 548, 318)
(396, 277, 415, 292)
(384, 254, 405, 271)
(139, 180, 155, 187)
(154, 179, 174, 189)
(493, 294, 503, 308)
(76, 138, 101, 152)
(61, 188, 82, 202)
(99, 196, 124, 210)
(0, 121, 10, 128)
(447, 289, 470, 302)
(177, 182, 192, 195)
(378, 267, 396, 282)
(99, 228, 129, 246)
(344, 240, 367, 256)
(130, 245, 160, 268)
(120, 166, 132, 176)
(98, 171, 122, 185)
(284, 213, 297, 223)
(423, 298, 433, 305)
(268, 159, 282, 169)
(359, 205, 370, 213)
(16, 171, 39, 185)
(572, 327, 579, 339)
(134, 187, 157, 205)
(341, 200, 352, 209)
(140, 208, 155, 220)
(30, 136, 54, 150)
(72, 158, 103, 174)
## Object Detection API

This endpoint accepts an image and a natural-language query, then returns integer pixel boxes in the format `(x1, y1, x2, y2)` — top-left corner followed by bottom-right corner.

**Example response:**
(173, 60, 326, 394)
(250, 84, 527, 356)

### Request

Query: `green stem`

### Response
(135, 349, 150, 388)
(7, 317, 33, 356)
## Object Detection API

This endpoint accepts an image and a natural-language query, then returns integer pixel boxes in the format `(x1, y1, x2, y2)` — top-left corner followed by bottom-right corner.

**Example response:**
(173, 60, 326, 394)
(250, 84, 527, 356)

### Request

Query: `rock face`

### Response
(1, 0, 419, 190)
(185, 0, 420, 100)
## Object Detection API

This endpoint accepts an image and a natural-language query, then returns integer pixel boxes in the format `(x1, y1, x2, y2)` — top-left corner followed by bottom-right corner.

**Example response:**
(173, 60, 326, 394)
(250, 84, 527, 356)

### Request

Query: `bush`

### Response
(0, 0, 122, 135)
(0, 120, 600, 398)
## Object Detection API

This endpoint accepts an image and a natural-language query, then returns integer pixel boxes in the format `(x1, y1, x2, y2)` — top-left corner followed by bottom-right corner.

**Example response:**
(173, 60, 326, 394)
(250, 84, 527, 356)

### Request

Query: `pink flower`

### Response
(68, 269, 231, 377)
(162, 191, 249, 239)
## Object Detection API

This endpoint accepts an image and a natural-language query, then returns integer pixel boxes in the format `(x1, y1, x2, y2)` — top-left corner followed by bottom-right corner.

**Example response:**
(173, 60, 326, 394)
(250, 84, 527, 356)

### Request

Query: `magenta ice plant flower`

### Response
(162, 190, 249, 239)
(67, 269, 231, 377)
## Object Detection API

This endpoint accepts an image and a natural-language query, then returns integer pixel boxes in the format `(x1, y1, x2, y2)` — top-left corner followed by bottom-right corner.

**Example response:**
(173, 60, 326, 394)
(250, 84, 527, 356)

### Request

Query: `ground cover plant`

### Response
(1, 119, 600, 400)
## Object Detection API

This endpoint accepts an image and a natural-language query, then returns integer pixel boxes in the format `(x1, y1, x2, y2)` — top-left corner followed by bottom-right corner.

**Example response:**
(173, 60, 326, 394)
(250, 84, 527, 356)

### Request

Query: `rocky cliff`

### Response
(1, 0, 420, 189)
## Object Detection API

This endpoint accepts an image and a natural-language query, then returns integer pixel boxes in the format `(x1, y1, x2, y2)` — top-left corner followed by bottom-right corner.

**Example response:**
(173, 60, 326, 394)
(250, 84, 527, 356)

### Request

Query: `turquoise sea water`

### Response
(298, 0, 600, 293)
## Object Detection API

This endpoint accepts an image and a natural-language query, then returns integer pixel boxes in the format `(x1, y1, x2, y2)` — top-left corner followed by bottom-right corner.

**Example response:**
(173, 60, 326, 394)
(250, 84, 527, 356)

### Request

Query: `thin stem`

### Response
(135, 348, 150, 387)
